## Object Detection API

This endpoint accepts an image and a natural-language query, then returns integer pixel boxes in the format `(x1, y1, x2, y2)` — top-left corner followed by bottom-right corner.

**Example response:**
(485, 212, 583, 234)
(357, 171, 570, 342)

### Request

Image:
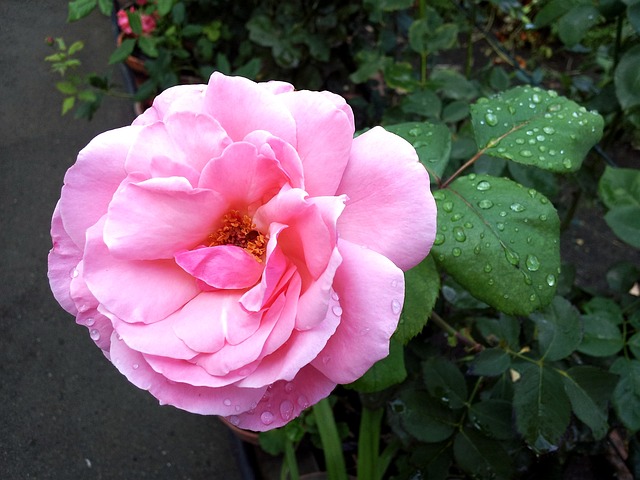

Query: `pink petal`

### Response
(198, 141, 288, 212)
(124, 122, 184, 177)
(84, 217, 199, 324)
(243, 131, 305, 190)
(175, 245, 263, 289)
(229, 365, 335, 431)
(278, 90, 354, 196)
(48, 202, 83, 315)
(59, 126, 140, 249)
(203, 72, 296, 145)
(103, 177, 227, 261)
(336, 126, 437, 271)
(149, 155, 200, 186)
(259, 80, 294, 95)
(133, 83, 207, 125)
(109, 332, 267, 416)
(311, 239, 404, 384)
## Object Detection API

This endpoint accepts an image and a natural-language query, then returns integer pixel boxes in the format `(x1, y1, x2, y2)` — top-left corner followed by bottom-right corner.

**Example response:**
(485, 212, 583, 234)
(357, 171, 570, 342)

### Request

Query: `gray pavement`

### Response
(0, 2, 250, 478)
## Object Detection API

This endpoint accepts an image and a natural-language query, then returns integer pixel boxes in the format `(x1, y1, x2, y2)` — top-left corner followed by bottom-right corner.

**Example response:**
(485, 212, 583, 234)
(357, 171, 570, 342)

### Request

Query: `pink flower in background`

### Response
(47, 73, 436, 431)
(117, 7, 157, 35)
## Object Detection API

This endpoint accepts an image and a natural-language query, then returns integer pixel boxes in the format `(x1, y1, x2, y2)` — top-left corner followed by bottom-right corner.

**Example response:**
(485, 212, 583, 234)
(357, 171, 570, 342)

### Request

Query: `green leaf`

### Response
(562, 366, 617, 439)
(423, 357, 468, 409)
(468, 399, 515, 440)
(348, 338, 406, 393)
(431, 68, 479, 101)
(557, 6, 601, 47)
(453, 428, 513, 479)
(97, 0, 113, 16)
(476, 315, 521, 350)
(379, 0, 414, 11)
(395, 255, 440, 344)
(534, 0, 573, 28)
(384, 122, 451, 181)
(61, 96, 75, 115)
(157, 0, 173, 16)
(629, 3, 640, 33)
(400, 89, 442, 119)
(138, 35, 159, 58)
(582, 296, 623, 323)
(127, 10, 143, 36)
(108, 38, 136, 65)
(67, 41, 84, 56)
(529, 296, 581, 361)
(442, 100, 469, 123)
(470, 348, 511, 376)
(395, 390, 457, 442)
(578, 313, 624, 357)
(599, 166, 640, 209)
(615, 45, 640, 109)
(471, 86, 604, 172)
(611, 359, 640, 430)
(513, 363, 571, 452)
(432, 175, 560, 315)
(604, 206, 640, 248)
(628, 332, 640, 360)
(67, 0, 97, 22)
(55, 81, 77, 95)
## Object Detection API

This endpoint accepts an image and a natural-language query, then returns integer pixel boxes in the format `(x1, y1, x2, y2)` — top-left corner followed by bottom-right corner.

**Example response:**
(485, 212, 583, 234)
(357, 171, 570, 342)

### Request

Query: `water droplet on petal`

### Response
(331, 291, 339, 301)
(391, 279, 398, 288)
(391, 299, 402, 314)
(224, 398, 232, 406)
(89, 329, 101, 341)
(285, 382, 295, 393)
(297, 395, 309, 408)
(260, 411, 274, 425)
(228, 415, 240, 426)
(132, 363, 139, 370)
(526, 255, 540, 272)
(70, 268, 79, 279)
(85, 317, 95, 326)
(279, 400, 294, 421)
(332, 305, 343, 317)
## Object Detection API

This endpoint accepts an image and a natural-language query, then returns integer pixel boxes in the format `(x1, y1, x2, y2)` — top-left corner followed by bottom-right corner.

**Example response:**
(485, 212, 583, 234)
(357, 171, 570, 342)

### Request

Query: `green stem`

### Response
(430, 311, 483, 352)
(282, 434, 300, 480)
(313, 398, 348, 480)
(357, 406, 383, 480)
(377, 439, 401, 480)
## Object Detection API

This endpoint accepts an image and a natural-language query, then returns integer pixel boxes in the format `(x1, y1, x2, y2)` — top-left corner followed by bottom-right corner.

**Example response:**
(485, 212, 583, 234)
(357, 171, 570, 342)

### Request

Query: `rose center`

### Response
(208, 210, 267, 262)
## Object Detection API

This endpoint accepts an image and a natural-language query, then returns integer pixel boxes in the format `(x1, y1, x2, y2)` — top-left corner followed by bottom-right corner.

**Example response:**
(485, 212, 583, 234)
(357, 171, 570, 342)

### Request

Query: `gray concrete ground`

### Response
(0, 1, 250, 478)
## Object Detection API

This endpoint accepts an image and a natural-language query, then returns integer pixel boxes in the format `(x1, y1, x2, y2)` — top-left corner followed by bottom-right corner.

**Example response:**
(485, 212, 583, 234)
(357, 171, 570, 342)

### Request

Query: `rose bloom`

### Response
(48, 73, 436, 431)
(117, 7, 157, 35)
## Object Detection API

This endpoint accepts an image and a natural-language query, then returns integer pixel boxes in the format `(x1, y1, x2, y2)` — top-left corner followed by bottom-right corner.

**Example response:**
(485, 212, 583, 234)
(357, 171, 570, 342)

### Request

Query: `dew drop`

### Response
(85, 317, 95, 326)
(297, 395, 309, 408)
(228, 415, 240, 426)
(485, 113, 498, 126)
(476, 180, 491, 191)
(132, 363, 139, 370)
(515, 138, 525, 145)
(562, 159, 572, 169)
(224, 398, 232, 406)
(391, 279, 398, 288)
(484, 264, 493, 273)
(331, 291, 340, 301)
(433, 191, 445, 200)
(526, 255, 540, 272)
(532, 93, 541, 103)
(453, 227, 466, 242)
(434, 233, 445, 245)
(89, 329, 101, 341)
(473, 244, 481, 255)
(261, 411, 274, 425)
(70, 268, 79, 279)
(408, 128, 421, 137)
(504, 249, 520, 266)
(442, 201, 454, 213)
(477, 199, 493, 209)
(279, 400, 294, 421)
(529, 294, 537, 302)
(546, 274, 556, 287)
(78, 304, 89, 313)
(451, 213, 463, 221)
(539, 214, 548, 221)
(510, 203, 525, 212)
(452, 247, 462, 257)
(522, 271, 533, 285)
(285, 382, 295, 393)
(488, 279, 495, 286)
(542, 126, 555, 135)
(468, 173, 477, 180)
(391, 299, 402, 314)
(496, 222, 505, 231)
(520, 150, 533, 158)
(464, 222, 473, 229)
(499, 211, 507, 217)
(536, 135, 546, 142)
(332, 305, 343, 317)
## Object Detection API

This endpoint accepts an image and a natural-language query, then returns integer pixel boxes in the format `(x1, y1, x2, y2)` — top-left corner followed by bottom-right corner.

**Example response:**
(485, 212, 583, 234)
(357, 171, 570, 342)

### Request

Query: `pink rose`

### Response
(47, 73, 436, 431)
(117, 7, 157, 36)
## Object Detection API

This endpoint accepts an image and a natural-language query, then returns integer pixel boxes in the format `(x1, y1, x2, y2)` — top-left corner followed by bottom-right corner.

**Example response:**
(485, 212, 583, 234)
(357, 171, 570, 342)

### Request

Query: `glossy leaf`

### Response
(628, 332, 640, 360)
(615, 45, 640, 109)
(529, 296, 581, 361)
(385, 122, 451, 181)
(578, 313, 624, 357)
(395, 390, 457, 443)
(468, 399, 515, 440)
(67, 0, 97, 22)
(599, 166, 640, 208)
(453, 428, 513, 479)
(513, 363, 571, 452)
(557, 6, 601, 47)
(562, 366, 617, 440)
(423, 357, 468, 409)
(432, 175, 560, 315)
(395, 256, 440, 344)
(471, 86, 604, 172)
(605, 206, 640, 248)
(470, 348, 511, 376)
(611, 359, 640, 430)
(400, 90, 442, 118)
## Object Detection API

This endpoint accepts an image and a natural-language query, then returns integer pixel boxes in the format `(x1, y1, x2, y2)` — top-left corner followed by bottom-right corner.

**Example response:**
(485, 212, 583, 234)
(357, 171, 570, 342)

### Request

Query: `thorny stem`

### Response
(430, 311, 483, 352)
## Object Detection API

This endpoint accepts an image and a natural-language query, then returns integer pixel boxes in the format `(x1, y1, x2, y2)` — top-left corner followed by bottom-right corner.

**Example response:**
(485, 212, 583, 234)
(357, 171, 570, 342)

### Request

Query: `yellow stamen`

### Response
(208, 210, 267, 262)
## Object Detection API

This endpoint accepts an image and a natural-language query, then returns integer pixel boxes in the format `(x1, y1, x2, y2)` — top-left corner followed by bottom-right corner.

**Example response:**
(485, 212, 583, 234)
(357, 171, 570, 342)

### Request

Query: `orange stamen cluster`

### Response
(208, 210, 267, 262)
